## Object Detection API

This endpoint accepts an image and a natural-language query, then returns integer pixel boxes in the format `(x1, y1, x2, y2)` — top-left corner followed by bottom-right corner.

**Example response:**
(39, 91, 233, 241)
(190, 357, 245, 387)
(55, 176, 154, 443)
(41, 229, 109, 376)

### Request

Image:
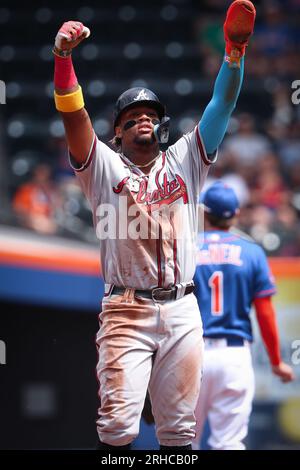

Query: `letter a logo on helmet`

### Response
(113, 87, 166, 128)
(133, 89, 150, 101)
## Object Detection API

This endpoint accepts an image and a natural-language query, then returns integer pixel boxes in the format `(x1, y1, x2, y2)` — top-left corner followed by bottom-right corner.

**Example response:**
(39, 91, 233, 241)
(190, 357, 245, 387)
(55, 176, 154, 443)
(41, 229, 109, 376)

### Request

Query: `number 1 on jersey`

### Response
(209, 271, 224, 316)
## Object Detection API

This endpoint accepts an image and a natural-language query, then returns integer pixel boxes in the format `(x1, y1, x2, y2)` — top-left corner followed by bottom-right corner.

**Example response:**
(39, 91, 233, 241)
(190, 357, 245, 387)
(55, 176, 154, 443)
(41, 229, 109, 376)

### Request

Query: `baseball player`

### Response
(192, 181, 295, 450)
(53, 2, 256, 450)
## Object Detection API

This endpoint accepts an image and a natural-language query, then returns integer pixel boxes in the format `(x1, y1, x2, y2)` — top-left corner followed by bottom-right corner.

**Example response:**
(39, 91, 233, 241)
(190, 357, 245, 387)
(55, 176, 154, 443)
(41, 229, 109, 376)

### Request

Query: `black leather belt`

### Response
(111, 283, 194, 303)
(226, 337, 245, 346)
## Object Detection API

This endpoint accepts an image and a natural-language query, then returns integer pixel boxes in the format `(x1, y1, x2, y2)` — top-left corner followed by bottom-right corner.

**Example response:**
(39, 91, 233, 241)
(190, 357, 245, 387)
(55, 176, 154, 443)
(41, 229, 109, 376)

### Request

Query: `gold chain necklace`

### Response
(122, 152, 161, 169)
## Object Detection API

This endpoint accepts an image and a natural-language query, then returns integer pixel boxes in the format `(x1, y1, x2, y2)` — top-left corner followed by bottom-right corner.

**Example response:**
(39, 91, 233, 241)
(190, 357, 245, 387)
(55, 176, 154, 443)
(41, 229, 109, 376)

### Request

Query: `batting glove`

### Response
(224, 1, 256, 65)
(54, 21, 90, 57)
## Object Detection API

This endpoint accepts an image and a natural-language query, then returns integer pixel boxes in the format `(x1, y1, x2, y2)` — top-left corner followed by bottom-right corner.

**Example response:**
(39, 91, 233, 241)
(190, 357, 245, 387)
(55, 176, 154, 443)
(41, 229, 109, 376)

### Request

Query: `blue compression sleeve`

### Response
(199, 57, 244, 155)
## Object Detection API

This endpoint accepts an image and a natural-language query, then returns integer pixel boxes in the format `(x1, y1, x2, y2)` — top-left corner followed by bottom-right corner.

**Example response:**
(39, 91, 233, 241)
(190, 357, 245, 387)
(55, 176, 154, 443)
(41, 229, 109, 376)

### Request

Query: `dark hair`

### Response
(109, 136, 122, 150)
(205, 212, 234, 229)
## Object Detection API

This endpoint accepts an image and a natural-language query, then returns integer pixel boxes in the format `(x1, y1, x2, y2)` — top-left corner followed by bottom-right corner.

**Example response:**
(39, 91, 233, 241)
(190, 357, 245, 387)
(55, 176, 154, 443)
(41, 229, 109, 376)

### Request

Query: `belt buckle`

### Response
(151, 287, 171, 303)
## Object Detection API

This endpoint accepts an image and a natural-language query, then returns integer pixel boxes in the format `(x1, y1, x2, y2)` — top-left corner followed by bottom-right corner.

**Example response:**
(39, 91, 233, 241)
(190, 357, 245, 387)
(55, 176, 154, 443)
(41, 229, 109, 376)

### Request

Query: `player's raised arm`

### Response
(199, 1, 256, 157)
(53, 21, 94, 165)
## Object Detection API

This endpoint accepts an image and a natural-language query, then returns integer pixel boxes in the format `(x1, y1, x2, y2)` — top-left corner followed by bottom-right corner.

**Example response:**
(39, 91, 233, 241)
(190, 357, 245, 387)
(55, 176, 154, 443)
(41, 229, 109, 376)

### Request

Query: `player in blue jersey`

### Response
(192, 181, 294, 450)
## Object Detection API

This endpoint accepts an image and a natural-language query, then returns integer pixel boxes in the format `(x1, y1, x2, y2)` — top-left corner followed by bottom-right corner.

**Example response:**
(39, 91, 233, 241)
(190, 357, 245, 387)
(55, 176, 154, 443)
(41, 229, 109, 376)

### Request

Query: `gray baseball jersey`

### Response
(70, 125, 215, 288)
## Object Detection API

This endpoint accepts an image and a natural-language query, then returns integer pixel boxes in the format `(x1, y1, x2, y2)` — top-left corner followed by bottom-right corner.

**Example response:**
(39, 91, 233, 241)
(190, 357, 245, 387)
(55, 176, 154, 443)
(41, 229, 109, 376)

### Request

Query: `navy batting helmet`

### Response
(113, 87, 166, 128)
(201, 181, 240, 219)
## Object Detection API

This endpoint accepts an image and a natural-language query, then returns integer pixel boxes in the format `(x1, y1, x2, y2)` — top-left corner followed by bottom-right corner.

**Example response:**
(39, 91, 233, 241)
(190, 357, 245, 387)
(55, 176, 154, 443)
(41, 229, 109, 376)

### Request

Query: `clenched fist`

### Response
(223, 0, 256, 64)
(54, 21, 90, 55)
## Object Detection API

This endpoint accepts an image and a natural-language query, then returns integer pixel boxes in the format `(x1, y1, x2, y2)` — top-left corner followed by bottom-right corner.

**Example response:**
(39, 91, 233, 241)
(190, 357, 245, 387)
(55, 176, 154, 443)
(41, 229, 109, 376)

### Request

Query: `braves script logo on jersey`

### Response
(113, 172, 189, 210)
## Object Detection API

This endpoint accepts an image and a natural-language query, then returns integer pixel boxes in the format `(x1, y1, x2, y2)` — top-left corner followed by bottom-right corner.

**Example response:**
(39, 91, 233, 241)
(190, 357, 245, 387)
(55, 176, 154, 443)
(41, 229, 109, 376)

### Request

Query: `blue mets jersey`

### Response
(193, 230, 276, 341)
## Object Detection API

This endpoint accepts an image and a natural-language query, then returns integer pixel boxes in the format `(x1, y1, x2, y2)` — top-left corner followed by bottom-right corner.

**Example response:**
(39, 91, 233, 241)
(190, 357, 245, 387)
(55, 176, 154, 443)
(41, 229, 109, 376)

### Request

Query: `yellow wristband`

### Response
(54, 86, 84, 112)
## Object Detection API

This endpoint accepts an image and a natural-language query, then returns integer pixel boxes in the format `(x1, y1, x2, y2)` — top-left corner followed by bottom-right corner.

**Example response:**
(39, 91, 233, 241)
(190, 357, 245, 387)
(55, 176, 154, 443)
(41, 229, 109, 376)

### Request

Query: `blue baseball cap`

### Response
(201, 181, 240, 219)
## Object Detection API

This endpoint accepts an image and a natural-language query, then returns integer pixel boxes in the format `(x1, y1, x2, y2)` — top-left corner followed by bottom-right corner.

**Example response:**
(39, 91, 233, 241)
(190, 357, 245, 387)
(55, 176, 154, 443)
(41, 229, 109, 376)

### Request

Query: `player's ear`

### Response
(115, 125, 123, 139)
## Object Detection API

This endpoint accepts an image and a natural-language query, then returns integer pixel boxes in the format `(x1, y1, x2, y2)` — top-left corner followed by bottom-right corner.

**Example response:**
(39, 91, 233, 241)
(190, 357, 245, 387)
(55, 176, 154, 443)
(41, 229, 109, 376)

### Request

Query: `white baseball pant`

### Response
(96, 288, 203, 446)
(192, 338, 255, 450)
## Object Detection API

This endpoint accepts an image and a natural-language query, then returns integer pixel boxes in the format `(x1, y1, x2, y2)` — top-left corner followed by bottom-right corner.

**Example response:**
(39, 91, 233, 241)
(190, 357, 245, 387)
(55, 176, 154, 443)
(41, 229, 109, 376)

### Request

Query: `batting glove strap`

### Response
(52, 45, 72, 58)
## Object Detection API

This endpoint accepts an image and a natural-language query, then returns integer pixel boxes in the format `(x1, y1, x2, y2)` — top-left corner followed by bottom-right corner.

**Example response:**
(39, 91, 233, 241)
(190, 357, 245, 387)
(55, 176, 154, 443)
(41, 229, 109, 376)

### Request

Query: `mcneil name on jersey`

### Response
(197, 243, 243, 266)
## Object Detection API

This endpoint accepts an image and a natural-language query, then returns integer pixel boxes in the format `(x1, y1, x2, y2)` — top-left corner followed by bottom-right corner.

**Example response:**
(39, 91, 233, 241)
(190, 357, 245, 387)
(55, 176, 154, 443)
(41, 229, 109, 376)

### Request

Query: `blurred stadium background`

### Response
(0, 0, 300, 450)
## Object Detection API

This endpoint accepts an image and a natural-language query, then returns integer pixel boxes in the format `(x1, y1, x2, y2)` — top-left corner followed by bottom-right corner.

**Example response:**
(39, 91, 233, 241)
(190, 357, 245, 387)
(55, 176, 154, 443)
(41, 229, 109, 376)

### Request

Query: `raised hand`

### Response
(54, 21, 90, 56)
(223, 1, 256, 65)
